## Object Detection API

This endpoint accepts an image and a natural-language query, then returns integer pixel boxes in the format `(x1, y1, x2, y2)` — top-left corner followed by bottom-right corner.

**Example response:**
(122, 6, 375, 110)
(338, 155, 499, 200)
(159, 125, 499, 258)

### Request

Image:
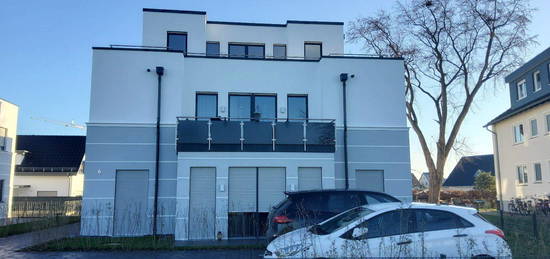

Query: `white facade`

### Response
(13, 169, 84, 197)
(0, 98, 18, 219)
(81, 8, 411, 240)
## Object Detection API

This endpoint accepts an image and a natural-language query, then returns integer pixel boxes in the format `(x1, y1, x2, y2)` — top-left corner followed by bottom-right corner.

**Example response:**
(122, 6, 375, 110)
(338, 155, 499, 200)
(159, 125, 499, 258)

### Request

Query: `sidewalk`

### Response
(0, 223, 80, 257)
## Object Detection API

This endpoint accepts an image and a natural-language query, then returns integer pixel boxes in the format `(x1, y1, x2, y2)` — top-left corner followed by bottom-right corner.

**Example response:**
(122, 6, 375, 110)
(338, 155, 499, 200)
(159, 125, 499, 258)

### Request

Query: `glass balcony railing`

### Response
(176, 117, 335, 153)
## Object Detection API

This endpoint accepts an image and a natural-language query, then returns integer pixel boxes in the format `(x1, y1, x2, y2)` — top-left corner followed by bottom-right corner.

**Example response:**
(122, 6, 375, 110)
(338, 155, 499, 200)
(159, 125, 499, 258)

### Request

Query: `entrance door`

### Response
(356, 170, 384, 192)
(189, 167, 216, 240)
(114, 170, 149, 236)
(228, 167, 285, 238)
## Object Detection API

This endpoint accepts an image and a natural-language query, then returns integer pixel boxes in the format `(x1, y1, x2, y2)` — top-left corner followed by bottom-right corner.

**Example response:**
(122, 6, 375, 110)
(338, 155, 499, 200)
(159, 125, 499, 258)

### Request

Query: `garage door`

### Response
(114, 170, 149, 236)
(228, 167, 286, 237)
(189, 167, 216, 240)
(356, 170, 384, 192)
(298, 167, 322, 191)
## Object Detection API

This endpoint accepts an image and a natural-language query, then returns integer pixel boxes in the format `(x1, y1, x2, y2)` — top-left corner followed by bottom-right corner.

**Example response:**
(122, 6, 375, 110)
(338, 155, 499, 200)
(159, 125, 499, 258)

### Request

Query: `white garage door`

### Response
(356, 170, 384, 192)
(298, 167, 322, 191)
(258, 167, 286, 212)
(229, 167, 257, 212)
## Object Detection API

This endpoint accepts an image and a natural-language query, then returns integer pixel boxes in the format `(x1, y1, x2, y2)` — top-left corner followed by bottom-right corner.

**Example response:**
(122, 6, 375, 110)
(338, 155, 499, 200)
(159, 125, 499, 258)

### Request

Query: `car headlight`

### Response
(274, 244, 310, 257)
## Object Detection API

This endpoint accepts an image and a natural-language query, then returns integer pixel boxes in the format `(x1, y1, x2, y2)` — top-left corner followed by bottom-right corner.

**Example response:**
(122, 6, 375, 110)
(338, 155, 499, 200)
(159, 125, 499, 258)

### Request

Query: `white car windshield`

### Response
(309, 207, 374, 235)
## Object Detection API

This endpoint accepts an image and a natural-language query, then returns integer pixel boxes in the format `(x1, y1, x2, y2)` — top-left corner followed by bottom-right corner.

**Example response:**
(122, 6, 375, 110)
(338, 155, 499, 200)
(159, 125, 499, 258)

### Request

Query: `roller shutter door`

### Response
(258, 167, 286, 212)
(189, 167, 216, 240)
(356, 170, 384, 192)
(229, 167, 257, 212)
(298, 167, 322, 191)
(114, 170, 149, 236)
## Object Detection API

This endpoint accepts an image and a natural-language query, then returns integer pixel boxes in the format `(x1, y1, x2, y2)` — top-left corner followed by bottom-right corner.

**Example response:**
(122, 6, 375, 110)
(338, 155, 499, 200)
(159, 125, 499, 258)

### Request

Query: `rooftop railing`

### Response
(176, 116, 335, 153)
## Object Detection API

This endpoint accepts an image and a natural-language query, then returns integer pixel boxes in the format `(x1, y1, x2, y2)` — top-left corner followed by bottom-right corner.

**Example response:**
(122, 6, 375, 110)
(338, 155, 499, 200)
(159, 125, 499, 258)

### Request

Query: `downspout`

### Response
(340, 73, 350, 190)
(153, 66, 164, 237)
(485, 125, 504, 228)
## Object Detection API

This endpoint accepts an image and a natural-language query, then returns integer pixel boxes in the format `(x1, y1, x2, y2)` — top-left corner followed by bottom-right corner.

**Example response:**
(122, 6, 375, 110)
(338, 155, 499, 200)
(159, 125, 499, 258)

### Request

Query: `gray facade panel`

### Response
(84, 162, 176, 180)
(87, 126, 175, 144)
(336, 129, 409, 146)
(86, 144, 176, 162)
(335, 146, 410, 163)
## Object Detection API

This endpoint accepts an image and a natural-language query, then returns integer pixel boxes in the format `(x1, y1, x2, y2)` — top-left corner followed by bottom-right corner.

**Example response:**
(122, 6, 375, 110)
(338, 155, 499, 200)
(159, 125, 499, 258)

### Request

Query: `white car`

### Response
(265, 202, 511, 258)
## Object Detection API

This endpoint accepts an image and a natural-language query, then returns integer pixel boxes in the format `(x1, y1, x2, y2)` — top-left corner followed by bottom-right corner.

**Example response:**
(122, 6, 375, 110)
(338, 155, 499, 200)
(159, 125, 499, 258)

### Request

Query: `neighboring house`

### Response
(419, 172, 430, 188)
(411, 173, 422, 190)
(81, 8, 411, 240)
(486, 47, 550, 210)
(442, 155, 494, 191)
(13, 135, 85, 197)
(0, 99, 18, 219)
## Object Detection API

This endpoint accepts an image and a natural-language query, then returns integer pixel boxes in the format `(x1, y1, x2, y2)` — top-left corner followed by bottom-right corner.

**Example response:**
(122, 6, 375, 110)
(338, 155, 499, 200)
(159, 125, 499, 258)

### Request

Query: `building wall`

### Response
(142, 11, 344, 57)
(13, 175, 71, 197)
(493, 102, 550, 206)
(506, 48, 550, 108)
(0, 99, 18, 218)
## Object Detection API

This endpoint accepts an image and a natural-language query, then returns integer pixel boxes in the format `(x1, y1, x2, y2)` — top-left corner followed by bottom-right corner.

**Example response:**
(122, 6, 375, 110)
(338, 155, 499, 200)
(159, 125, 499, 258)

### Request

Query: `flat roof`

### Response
(143, 8, 344, 26)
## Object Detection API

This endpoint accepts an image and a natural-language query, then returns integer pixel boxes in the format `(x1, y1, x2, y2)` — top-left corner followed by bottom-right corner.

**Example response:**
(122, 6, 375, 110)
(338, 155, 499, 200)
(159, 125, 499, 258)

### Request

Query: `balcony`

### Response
(176, 117, 335, 153)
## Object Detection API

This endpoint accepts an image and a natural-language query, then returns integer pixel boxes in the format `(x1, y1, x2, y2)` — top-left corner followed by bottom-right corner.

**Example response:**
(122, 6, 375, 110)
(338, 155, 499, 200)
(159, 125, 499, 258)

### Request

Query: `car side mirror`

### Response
(352, 227, 368, 239)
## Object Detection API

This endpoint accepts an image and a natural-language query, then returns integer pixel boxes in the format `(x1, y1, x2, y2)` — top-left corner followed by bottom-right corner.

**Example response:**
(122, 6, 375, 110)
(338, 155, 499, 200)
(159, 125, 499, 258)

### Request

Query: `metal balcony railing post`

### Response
(207, 119, 212, 151)
(240, 121, 245, 151)
(302, 121, 308, 151)
(271, 121, 276, 151)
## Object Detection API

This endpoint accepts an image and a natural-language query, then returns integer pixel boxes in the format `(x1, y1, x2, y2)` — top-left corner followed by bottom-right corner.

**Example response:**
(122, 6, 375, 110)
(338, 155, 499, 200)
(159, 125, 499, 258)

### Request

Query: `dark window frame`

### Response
(0, 126, 7, 151)
(206, 41, 220, 57)
(287, 95, 308, 120)
(167, 31, 188, 53)
(304, 42, 323, 60)
(0, 179, 3, 202)
(228, 43, 266, 59)
(273, 44, 287, 59)
(195, 92, 219, 119)
(228, 93, 277, 120)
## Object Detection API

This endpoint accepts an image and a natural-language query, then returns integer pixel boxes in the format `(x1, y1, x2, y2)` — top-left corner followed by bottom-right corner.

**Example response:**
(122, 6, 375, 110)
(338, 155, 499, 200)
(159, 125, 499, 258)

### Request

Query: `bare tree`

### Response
(347, 0, 535, 203)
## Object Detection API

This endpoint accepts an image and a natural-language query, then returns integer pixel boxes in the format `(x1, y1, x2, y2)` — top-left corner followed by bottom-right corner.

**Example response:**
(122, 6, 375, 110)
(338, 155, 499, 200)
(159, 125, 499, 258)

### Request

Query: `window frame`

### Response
(206, 41, 220, 57)
(166, 31, 188, 53)
(304, 42, 322, 60)
(195, 92, 219, 119)
(0, 126, 7, 151)
(545, 113, 550, 133)
(273, 44, 287, 59)
(0, 179, 4, 202)
(530, 118, 538, 138)
(513, 123, 525, 144)
(228, 93, 277, 121)
(534, 163, 543, 182)
(516, 79, 527, 100)
(533, 70, 542, 92)
(516, 165, 528, 184)
(287, 95, 309, 120)
(228, 43, 265, 59)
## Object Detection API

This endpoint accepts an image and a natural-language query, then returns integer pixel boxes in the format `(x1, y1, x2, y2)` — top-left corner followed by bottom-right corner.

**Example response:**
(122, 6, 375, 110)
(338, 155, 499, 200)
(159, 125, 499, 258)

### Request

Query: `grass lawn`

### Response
(0, 216, 80, 237)
(481, 212, 550, 257)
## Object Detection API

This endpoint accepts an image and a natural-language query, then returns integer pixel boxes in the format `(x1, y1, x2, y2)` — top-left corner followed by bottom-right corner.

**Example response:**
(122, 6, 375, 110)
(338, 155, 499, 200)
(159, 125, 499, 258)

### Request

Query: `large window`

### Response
(513, 124, 524, 143)
(196, 93, 218, 119)
(273, 44, 286, 59)
(229, 94, 276, 121)
(304, 42, 322, 60)
(206, 42, 220, 56)
(229, 44, 265, 59)
(167, 32, 187, 52)
(287, 95, 308, 120)
(533, 71, 542, 92)
(530, 119, 538, 137)
(517, 165, 528, 184)
(517, 80, 527, 100)
(534, 163, 542, 182)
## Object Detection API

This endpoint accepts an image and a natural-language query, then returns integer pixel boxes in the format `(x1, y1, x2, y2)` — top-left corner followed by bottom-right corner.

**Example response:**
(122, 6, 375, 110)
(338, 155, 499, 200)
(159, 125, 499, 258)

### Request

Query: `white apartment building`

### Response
(81, 8, 411, 240)
(0, 98, 19, 219)
(487, 47, 550, 210)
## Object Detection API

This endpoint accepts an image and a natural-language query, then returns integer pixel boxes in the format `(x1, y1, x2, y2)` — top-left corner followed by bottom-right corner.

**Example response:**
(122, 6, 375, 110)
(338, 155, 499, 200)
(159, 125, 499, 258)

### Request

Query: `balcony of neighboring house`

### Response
(176, 116, 335, 153)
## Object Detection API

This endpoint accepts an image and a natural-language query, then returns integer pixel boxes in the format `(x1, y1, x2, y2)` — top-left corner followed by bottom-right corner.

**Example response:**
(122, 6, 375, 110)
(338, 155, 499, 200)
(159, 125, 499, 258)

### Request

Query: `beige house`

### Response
(487, 47, 550, 210)
(0, 98, 19, 219)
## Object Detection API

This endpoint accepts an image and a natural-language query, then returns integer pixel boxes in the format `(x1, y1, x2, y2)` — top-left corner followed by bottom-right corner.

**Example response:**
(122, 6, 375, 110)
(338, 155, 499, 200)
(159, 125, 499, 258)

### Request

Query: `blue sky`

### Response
(1, 0, 549, 177)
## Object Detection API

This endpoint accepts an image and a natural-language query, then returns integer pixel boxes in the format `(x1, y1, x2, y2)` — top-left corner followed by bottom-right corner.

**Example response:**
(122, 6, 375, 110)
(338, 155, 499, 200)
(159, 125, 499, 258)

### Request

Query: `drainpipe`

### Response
(340, 73, 351, 190)
(485, 125, 504, 229)
(153, 66, 164, 237)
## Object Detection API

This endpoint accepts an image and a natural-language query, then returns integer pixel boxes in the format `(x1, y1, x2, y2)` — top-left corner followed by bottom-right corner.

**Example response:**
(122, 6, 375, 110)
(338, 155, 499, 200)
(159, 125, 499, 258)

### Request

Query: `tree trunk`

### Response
(427, 168, 442, 203)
